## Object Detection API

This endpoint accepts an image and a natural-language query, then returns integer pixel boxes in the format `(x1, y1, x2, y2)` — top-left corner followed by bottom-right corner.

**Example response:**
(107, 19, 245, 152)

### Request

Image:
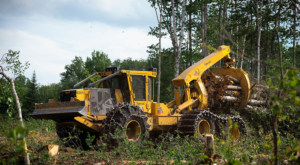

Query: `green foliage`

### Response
(23, 71, 38, 116)
(112, 57, 148, 70)
(37, 83, 61, 103)
(60, 56, 86, 89)
(3, 123, 28, 164)
(85, 50, 111, 73)
(1, 50, 30, 76)
(0, 50, 30, 117)
(5, 124, 28, 141)
(84, 68, 101, 83)
(147, 45, 176, 102)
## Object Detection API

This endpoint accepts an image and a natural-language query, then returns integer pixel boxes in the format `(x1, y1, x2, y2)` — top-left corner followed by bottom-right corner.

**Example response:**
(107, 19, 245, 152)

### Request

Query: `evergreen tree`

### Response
(23, 71, 38, 116)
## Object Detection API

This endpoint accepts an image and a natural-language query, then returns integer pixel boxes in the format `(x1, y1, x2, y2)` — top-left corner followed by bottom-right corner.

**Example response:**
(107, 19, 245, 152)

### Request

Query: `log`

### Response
(248, 99, 266, 105)
(218, 88, 224, 95)
(210, 74, 222, 80)
(246, 105, 268, 112)
(205, 79, 210, 84)
(224, 79, 234, 85)
(223, 85, 242, 90)
(250, 94, 260, 99)
(207, 85, 215, 93)
(224, 90, 240, 97)
(205, 82, 210, 87)
(211, 75, 223, 84)
(225, 75, 240, 84)
(215, 94, 222, 100)
(202, 73, 208, 80)
(204, 134, 215, 158)
(214, 78, 220, 84)
(220, 96, 239, 102)
(207, 71, 213, 77)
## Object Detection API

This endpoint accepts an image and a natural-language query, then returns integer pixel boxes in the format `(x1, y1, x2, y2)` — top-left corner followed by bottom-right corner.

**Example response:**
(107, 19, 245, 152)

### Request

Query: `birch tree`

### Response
(170, 0, 187, 78)
(240, 14, 249, 69)
(149, 0, 163, 102)
(0, 51, 30, 165)
(256, 0, 262, 83)
(188, 0, 193, 66)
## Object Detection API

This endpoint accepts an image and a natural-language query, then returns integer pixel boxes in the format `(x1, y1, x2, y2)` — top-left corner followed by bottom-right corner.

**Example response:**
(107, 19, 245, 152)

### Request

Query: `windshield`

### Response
(98, 74, 130, 102)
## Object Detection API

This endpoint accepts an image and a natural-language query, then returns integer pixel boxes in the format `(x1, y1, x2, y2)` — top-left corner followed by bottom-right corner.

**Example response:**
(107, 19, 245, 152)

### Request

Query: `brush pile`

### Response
(201, 71, 268, 110)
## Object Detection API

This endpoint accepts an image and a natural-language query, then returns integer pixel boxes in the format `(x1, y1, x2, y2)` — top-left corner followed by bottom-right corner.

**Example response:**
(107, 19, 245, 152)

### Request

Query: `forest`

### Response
(0, 0, 300, 164)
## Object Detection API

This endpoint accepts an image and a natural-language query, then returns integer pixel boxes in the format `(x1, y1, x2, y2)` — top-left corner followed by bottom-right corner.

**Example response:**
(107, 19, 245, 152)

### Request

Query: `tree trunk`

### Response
(265, 18, 269, 77)
(273, 116, 278, 165)
(235, 0, 239, 68)
(154, 0, 162, 103)
(189, 0, 192, 67)
(276, 25, 283, 81)
(201, 5, 205, 58)
(218, 3, 222, 67)
(276, 19, 283, 81)
(240, 15, 248, 69)
(293, 5, 296, 68)
(222, 1, 227, 45)
(274, 2, 283, 164)
(256, 0, 262, 83)
(0, 66, 30, 165)
(171, 0, 187, 78)
(204, 3, 207, 57)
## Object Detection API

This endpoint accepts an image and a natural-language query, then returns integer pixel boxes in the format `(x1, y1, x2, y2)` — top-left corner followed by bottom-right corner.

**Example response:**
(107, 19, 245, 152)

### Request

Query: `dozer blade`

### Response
(30, 101, 87, 120)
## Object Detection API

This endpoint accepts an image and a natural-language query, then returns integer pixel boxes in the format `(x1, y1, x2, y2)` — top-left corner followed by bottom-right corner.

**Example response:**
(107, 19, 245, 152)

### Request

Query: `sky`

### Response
(0, 0, 172, 85)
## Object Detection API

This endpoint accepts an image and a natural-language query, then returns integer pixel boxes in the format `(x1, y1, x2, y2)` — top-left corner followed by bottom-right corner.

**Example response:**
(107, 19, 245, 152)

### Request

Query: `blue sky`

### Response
(0, 0, 172, 85)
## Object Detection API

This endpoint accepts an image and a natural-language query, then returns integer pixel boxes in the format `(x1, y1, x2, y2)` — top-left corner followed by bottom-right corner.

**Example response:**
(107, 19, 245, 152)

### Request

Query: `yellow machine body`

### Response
(31, 45, 251, 134)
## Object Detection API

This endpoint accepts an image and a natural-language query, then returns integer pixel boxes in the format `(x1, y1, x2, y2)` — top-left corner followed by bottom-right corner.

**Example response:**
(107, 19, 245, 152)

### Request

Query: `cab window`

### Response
(132, 75, 146, 101)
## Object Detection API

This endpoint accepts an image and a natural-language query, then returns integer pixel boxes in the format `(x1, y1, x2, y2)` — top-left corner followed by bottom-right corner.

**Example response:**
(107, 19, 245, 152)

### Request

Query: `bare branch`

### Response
(290, 0, 300, 12)
(0, 53, 7, 63)
(154, 1, 160, 23)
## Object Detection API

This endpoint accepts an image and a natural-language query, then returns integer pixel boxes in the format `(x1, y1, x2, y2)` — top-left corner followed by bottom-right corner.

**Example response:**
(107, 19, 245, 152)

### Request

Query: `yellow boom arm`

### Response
(171, 45, 250, 112)
(172, 45, 231, 87)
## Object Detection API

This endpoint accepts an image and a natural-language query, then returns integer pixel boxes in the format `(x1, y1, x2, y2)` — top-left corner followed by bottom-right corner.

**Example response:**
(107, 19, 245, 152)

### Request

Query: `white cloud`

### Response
(0, 17, 172, 85)
(0, 28, 76, 84)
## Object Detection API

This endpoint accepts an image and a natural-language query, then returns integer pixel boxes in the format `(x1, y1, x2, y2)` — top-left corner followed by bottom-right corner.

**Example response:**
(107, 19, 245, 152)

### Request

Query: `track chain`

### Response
(178, 110, 247, 140)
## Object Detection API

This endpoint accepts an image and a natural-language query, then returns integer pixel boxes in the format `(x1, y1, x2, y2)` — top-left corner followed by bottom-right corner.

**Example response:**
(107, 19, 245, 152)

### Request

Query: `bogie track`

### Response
(178, 110, 247, 142)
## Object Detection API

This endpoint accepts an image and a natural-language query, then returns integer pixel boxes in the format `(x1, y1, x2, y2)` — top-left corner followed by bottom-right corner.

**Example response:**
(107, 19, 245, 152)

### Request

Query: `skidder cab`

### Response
(31, 67, 161, 143)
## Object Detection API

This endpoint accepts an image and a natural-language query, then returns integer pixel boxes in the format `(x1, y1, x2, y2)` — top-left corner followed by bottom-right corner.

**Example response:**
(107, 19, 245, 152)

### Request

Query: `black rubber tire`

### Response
(103, 103, 149, 147)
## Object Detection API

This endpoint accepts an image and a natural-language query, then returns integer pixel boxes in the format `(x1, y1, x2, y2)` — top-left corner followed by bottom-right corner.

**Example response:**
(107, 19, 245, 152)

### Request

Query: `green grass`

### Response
(1, 115, 300, 164)
(0, 115, 56, 136)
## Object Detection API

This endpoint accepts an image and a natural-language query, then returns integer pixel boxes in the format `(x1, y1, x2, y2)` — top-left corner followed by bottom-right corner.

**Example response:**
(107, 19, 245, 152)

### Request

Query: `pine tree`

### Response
(23, 71, 38, 116)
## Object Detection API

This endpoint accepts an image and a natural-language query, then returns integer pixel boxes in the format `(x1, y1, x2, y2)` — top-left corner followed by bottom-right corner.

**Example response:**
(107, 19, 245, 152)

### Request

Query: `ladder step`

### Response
(178, 125, 194, 127)
(180, 119, 195, 121)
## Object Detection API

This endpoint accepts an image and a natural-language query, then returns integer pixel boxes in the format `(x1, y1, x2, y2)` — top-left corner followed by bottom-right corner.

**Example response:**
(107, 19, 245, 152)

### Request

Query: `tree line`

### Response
(1, 0, 299, 117)
(0, 50, 150, 117)
(148, 0, 299, 101)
